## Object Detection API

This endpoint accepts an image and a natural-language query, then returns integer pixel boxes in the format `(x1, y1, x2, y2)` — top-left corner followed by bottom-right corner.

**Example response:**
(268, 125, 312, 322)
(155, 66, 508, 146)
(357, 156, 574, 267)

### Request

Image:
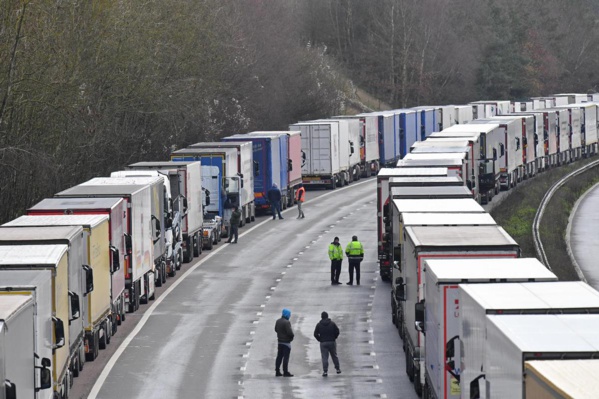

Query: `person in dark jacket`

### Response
(313, 311, 341, 377)
(267, 183, 283, 220)
(274, 308, 294, 377)
(226, 206, 241, 243)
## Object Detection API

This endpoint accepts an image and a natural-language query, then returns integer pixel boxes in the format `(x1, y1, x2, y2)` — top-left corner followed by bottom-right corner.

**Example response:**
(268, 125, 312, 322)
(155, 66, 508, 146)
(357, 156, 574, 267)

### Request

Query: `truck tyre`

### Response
(106, 320, 112, 344)
(169, 261, 176, 277)
(72, 358, 80, 378)
(176, 248, 183, 270)
(184, 236, 194, 263)
(193, 233, 200, 257)
(212, 232, 218, 245)
(99, 326, 107, 350)
(206, 235, 214, 250)
(162, 261, 167, 284)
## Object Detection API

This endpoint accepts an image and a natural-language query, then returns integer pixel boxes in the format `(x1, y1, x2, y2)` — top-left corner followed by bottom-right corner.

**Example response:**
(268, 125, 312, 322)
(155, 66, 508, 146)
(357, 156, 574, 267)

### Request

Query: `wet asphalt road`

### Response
(569, 182, 599, 287)
(71, 178, 418, 399)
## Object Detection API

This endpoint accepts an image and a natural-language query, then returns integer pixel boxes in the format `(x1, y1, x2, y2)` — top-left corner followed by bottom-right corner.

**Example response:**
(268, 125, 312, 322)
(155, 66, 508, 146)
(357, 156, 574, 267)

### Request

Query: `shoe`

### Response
(232, 241, 237, 244)
(226, 241, 231, 244)
(272, 217, 276, 220)
(336, 369, 341, 374)
(346, 282, 353, 285)
(357, 282, 360, 285)
(322, 372, 328, 377)
(331, 282, 336, 285)
(279, 217, 284, 219)
(276, 370, 282, 377)
(301, 216, 305, 219)
(283, 372, 293, 377)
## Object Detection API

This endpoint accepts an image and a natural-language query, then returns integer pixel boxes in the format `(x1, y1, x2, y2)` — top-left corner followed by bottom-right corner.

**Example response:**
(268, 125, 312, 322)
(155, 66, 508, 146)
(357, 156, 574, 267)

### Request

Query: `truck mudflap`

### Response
(379, 258, 391, 281)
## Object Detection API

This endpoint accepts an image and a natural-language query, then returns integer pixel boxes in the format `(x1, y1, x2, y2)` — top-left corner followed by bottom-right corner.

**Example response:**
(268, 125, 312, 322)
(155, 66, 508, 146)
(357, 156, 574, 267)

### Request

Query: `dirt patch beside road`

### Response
(490, 156, 599, 281)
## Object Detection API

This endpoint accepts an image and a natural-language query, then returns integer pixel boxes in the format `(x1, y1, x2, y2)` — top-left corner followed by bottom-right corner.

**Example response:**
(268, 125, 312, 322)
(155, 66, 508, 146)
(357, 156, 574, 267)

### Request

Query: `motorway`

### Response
(72, 178, 419, 399)
(569, 182, 599, 288)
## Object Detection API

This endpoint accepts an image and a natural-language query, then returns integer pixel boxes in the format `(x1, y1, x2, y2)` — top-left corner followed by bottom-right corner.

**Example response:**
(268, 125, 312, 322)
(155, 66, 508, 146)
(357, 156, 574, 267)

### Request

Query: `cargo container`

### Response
(531, 97, 557, 109)
(423, 259, 558, 399)
(511, 101, 533, 112)
(126, 161, 206, 258)
(28, 197, 128, 331)
(0, 295, 48, 399)
(439, 124, 506, 203)
(411, 106, 437, 140)
(186, 142, 255, 224)
(557, 103, 598, 157)
(461, 280, 599, 399)
(388, 200, 488, 336)
(56, 182, 155, 313)
(307, 119, 362, 181)
(334, 114, 380, 175)
(469, 100, 511, 118)
(0, 245, 72, 399)
(512, 109, 557, 171)
(396, 225, 519, 396)
(6, 215, 112, 362)
(525, 360, 599, 399)
(357, 112, 398, 167)
(82, 177, 166, 293)
(171, 146, 251, 237)
(484, 314, 599, 399)
(376, 168, 450, 281)
(454, 105, 474, 124)
(0, 225, 89, 376)
(402, 153, 469, 181)
(246, 131, 304, 205)
(552, 93, 589, 104)
(290, 121, 348, 189)
(497, 114, 538, 177)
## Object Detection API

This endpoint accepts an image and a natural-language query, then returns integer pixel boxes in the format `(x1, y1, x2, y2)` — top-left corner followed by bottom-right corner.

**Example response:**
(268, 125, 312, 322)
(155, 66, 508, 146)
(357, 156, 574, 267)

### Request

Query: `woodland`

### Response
(1, 0, 598, 221)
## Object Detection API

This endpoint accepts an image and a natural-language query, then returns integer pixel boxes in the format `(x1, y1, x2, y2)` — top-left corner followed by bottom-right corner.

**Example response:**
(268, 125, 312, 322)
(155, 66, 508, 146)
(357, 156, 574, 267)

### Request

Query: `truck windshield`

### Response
(225, 177, 240, 194)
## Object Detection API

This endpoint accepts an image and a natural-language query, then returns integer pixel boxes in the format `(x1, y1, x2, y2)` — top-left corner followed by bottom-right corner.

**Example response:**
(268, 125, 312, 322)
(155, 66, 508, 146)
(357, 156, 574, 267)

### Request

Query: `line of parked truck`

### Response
(1, 92, 599, 398)
(376, 92, 599, 399)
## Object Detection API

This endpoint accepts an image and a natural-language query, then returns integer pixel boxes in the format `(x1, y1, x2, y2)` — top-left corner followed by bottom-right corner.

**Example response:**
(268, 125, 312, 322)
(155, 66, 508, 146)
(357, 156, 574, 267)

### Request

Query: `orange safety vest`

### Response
(296, 187, 305, 202)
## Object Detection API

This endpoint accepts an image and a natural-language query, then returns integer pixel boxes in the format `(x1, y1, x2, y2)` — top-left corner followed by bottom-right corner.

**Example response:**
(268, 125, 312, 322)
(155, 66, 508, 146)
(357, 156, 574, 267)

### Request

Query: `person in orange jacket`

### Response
(295, 184, 305, 219)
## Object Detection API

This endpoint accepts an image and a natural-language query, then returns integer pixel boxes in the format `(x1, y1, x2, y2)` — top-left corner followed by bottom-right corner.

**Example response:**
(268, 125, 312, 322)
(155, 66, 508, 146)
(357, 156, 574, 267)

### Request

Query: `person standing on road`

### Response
(314, 311, 341, 377)
(346, 235, 364, 285)
(267, 183, 284, 220)
(274, 308, 294, 377)
(295, 184, 305, 219)
(328, 237, 343, 285)
(226, 206, 241, 243)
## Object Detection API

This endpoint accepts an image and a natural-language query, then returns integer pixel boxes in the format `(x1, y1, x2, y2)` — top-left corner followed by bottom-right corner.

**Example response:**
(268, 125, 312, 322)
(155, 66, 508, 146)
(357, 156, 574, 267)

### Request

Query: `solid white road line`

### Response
(88, 178, 375, 398)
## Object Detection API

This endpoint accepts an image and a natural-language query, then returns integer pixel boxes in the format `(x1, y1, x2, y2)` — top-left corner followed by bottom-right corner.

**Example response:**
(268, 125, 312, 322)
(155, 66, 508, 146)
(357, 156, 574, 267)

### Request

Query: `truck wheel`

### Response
(169, 261, 176, 277)
(162, 262, 167, 283)
(193, 233, 200, 257)
(212, 232, 218, 245)
(176, 248, 183, 270)
(155, 269, 163, 287)
(184, 236, 194, 263)
(99, 327, 107, 350)
(207, 235, 214, 250)
(72, 358, 80, 378)
(106, 320, 112, 344)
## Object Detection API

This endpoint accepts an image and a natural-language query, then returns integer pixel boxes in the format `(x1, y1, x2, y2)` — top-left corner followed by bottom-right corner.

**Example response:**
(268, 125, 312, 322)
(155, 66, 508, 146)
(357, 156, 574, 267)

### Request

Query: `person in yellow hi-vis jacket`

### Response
(345, 235, 364, 285)
(328, 237, 343, 285)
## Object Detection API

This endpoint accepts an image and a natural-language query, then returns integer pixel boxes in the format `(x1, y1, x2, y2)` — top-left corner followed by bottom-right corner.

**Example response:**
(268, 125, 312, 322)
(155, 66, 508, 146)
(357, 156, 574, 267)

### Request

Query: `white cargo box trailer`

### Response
(542, 108, 575, 163)
(525, 359, 599, 399)
(56, 183, 155, 313)
(0, 295, 38, 399)
(402, 153, 468, 180)
(553, 93, 589, 104)
(334, 114, 380, 176)
(388, 199, 487, 350)
(472, 118, 522, 190)
(454, 105, 474, 124)
(461, 281, 599, 399)
(377, 167, 449, 281)
(0, 245, 71, 399)
(484, 314, 599, 399)
(558, 103, 599, 156)
(397, 225, 519, 396)
(0, 225, 88, 378)
(290, 121, 344, 188)
(423, 259, 558, 399)
(500, 114, 538, 177)
(127, 161, 205, 257)
(390, 185, 472, 200)
(312, 118, 361, 180)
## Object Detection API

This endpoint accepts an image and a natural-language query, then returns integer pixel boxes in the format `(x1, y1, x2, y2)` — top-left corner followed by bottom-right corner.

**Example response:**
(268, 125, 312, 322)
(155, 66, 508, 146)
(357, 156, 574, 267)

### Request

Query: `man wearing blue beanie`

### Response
(274, 308, 294, 377)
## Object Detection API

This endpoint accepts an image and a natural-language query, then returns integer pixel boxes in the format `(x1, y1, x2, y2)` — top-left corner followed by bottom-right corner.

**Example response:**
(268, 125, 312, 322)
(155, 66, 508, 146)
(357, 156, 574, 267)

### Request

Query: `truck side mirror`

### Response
(83, 264, 94, 294)
(34, 356, 52, 392)
(52, 317, 65, 348)
(415, 300, 425, 333)
(393, 246, 401, 264)
(395, 277, 406, 301)
(69, 291, 80, 321)
(124, 233, 132, 258)
(254, 161, 260, 177)
(110, 245, 120, 273)
(492, 148, 497, 161)
(165, 216, 173, 229)
(470, 374, 485, 399)
(349, 141, 355, 155)
(204, 191, 210, 207)
(446, 335, 459, 359)
(182, 196, 189, 214)
(288, 159, 293, 171)
(151, 215, 161, 243)
(5, 380, 16, 399)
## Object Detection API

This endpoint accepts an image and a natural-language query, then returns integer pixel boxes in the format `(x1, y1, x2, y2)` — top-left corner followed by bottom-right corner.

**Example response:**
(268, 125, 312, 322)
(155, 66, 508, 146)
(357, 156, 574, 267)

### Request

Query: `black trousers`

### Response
(227, 225, 238, 242)
(275, 343, 291, 372)
(348, 260, 361, 284)
(331, 259, 342, 283)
